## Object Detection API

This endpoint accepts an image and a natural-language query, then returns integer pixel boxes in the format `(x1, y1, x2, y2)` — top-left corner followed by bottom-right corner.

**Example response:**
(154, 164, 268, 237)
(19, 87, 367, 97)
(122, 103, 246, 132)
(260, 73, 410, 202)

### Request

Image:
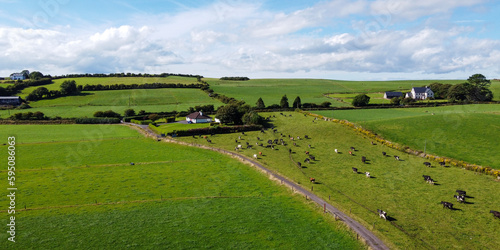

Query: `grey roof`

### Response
(384, 92, 403, 97)
(412, 87, 429, 93)
(0, 96, 21, 100)
(186, 111, 212, 120)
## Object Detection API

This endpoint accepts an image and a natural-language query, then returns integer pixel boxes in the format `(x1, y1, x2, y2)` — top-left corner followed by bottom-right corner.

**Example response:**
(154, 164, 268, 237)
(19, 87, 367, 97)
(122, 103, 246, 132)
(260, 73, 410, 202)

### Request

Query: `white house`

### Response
(186, 111, 212, 123)
(406, 87, 434, 100)
(10, 71, 28, 80)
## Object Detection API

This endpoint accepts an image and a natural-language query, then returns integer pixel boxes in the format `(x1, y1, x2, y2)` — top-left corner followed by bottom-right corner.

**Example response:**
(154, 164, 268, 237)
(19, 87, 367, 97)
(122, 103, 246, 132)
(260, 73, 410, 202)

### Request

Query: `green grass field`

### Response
(206, 78, 466, 107)
(314, 104, 500, 167)
(0, 124, 363, 249)
(176, 112, 500, 249)
(155, 122, 211, 134)
(1, 88, 221, 118)
(19, 76, 201, 97)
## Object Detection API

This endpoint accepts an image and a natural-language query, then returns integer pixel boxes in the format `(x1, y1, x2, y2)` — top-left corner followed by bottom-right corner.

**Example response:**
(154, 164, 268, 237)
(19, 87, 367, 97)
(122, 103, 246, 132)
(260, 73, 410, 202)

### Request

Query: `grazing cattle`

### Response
(335, 149, 338, 154)
(238, 136, 241, 140)
(454, 195, 465, 203)
(246, 142, 249, 145)
(361, 156, 366, 164)
(350, 146, 355, 151)
(206, 139, 211, 143)
(422, 175, 431, 181)
(422, 175, 434, 184)
(259, 152, 262, 156)
(309, 155, 316, 161)
(352, 167, 358, 173)
(371, 141, 375, 145)
(365, 172, 371, 178)
(242, 132, 245, 135)
(305, 151, 310, 155)
(382, 152, 386, 156)
(377, 209, 387, 220)
(267, 140, 273, 145)
(259, 143, 263, 147)
(310, 177, 316, 183)
(305, 135, 309, 139)
(238, 145, 242, 149)
(394, 155, 400, 161)
(304, 158, 310, 163)
(257, 137, 260, 141)
(490, 210, 500, 219)
(235, 139, 238, 143)
(256, 142, 259, 146)
(308, 144, 311, 148)
(441, 201, 454, 209)
(253, 154, 258, 159)
(130, 162, 135, 166)
(289, 149, 292, 154)
(439, 162, 445, 166)
(297, 136, 300, 140)
(247, 145, 252, 149)
(192, 135, 196, 138)
(349, 151, 352, 155)
(293, 142, 297, 146)
(456, 190, 467, 196)
(423, 162, 431, 167)
(297, 162, 302, 168)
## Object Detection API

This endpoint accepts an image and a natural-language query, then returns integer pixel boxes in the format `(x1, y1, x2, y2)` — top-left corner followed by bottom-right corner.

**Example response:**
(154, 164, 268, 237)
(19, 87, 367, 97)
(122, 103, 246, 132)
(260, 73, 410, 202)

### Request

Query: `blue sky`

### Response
(1, 0, 499, 80)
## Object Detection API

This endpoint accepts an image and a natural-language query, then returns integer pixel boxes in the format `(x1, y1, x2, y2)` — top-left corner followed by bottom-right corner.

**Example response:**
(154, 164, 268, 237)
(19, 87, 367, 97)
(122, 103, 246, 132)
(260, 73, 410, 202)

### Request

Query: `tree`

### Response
(429, 82, 452, 99)
(467, 74, 490, 88)
(124, 108, 136, 117)
(148, 113, 160, 121)
(292, 96, 302, 108)
(256, 97, 265, 109)
(21, 70, 29, 79)
(320, 101, 331, 108)
(215, 104, 242, 124)
(29, 71, 44, 80)
(280, 95, 289, 108)
(390, 96, 402, 105)
(352, 94, 370, 107)
(60, 80, 78, 95)
(242, 111, 263, 125)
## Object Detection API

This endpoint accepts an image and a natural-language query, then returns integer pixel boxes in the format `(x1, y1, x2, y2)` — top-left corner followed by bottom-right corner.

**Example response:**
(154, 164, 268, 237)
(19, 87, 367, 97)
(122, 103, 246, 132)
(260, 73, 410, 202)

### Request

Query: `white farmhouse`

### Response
(186, 111, 212, 123)
(405, 86, 434, 100)
(10, 73, 27, 80)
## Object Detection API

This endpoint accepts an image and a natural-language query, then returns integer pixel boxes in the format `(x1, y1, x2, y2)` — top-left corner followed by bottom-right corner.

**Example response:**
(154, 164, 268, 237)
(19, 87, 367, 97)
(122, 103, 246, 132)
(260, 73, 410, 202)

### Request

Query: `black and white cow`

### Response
(454, 195, 465, 203)
(441, 201, 454, 209)
(352, 167, 358, 173)
(377, 209, 387, 220)
(490, 210, 500, 219)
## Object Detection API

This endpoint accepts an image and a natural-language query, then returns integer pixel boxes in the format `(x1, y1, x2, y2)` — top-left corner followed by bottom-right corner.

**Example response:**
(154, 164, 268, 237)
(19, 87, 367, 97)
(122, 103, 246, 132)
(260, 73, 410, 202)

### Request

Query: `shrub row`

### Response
(301, 111, 499, 178)
(75, 117, 121, 124)
(170, 125, 263, 137)
(80, 82, 206, 91)
(130, 119, 153, 125)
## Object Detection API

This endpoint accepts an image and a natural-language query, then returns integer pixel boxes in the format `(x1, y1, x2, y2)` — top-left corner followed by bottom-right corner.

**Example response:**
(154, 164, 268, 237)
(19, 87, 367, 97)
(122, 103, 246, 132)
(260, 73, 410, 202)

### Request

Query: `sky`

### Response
(0, 0, 499, 80)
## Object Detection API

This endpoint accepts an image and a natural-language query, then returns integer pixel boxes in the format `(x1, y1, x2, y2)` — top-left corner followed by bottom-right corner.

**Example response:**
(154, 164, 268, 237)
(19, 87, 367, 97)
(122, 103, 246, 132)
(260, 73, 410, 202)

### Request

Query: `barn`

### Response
(383, 92, 403, 99)
(186, 111, 213, 123)
(0, 96, 22, 106)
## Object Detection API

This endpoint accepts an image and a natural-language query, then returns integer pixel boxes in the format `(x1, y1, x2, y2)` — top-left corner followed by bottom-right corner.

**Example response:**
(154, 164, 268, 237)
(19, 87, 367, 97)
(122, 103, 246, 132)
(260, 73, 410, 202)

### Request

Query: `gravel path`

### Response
(124, 123, 390, 250)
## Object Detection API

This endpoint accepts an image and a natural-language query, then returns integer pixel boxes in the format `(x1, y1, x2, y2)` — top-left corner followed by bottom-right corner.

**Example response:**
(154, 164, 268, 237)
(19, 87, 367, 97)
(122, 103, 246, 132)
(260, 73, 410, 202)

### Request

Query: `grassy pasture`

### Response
(314, 104, 500, 167)
(176, 112, 500, 249)
(155, 122, 210, 134)
(0, 125, 363, 249)
(19, 76, 200, 97)
(206, 78, 464, 107)
(1, 88, 221, 118)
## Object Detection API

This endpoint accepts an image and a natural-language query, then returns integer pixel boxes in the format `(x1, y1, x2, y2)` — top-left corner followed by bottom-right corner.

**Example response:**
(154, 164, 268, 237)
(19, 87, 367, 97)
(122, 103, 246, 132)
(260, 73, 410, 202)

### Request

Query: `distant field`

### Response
(314, 104, 500, 167)
(0, 125, 363, 249)
(206, 78, 465, 107)
(20, 76, 200, 97)
(177, 111, 500, 249)
(155, 122, 210, 134)
(1, 88, 221, 118)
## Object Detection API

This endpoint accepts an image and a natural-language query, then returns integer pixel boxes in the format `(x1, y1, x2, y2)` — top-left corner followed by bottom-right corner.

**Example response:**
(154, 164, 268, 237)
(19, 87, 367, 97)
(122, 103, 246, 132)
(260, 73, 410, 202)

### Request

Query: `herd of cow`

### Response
(195, 113, 500, 222)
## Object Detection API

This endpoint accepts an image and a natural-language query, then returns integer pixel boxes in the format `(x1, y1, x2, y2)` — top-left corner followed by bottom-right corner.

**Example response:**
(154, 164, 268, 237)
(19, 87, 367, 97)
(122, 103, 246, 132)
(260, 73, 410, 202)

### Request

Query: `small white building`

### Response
(186, 111, 212, 123)
(10, 72, 28, 80)
(383, 92, 403, 99)
(406, 87, 434, 100)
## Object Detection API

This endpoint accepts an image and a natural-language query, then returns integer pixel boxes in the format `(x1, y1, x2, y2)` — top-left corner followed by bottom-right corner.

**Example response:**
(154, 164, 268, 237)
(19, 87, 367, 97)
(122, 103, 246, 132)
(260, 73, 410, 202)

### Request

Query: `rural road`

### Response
(125, 123, 390, 250)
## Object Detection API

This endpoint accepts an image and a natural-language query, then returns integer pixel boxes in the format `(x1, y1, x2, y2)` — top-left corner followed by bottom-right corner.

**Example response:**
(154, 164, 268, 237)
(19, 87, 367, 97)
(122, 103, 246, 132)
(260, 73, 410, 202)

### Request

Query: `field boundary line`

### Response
(125, 123, 390, 250)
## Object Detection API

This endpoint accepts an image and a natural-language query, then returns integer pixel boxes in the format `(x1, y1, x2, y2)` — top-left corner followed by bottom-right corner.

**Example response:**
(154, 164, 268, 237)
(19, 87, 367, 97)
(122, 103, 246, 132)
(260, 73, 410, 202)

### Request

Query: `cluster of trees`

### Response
(81, 82, 206, 91)
(0, 78, 53, 97)
(352, 94, 371, 107)
(9, 111, 47, 120)
(93, 110, 121, 118)
(255, 96, 330, 109)
(187, 104, 215, 114)
(219, 77, 250, 81)
(54, 73, 203, 79)
(25, 80, 78, 101)
(446, 74, 493, 102)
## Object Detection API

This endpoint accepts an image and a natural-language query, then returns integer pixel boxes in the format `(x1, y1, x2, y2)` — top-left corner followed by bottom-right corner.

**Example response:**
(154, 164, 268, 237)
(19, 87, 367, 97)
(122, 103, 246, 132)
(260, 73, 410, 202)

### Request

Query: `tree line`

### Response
(53, 72, 203, 79)
(80, 82, 206, 91)
(219, 77, 250, 81)
(0, 78, 53, 97)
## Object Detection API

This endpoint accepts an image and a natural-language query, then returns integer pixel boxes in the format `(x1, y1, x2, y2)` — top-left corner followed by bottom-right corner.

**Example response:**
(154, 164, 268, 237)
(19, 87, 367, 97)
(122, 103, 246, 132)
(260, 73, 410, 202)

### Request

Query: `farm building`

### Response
(0, 96, 22, 106)
(383, 92, 403, 99)
(186, 111, 213, 123)
(405, 86, 434, 100)
(10, 72, 28, 80)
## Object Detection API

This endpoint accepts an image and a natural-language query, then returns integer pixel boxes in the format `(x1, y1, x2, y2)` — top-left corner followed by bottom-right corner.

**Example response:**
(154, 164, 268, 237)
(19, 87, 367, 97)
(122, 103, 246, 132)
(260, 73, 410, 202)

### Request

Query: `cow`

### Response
(423, 162, 431, 167)
(365, 172, 371, 178)
(309, 155, 316, 161)
(441, 201, 454, 209)
(238, 136, 241, 140)
(454, 195, 465, 203)
(377, 209, 387, 220)
(352, 167, 358, 173)
(297, 136, 300, 140)
(247, 145, 252, 149)
(289, 148, 292, 154)
(242, 132, 245, 135)
(361, 156, 366, 164)
(267, 140, 273, 145)
(382, 151, 386, 156)
(304, 135, 309, 139)
(350, 146, 356, 151)
(394, 155, 400, 161)
(265, 145, 271, 148)
(310, 177, 316, 183)
(371, 141, 375, 145)
(349, 151, 352, 155)
(257, 137, 260, 141)
(259, 152, 262, 156)
(253, 154, 258, 159)
(293, 142, 297, 146)
(490, 210, 500, 219)
(246, 142, 249, 146)
(439, 162, 445, 167)
(335, 149, 338, 154)
(130, 162, 135, 166)
(304, 158, 310, 163)
(422, 175, 431, 181)
(297, 162, 302, 168)
(305, 151, 310, 155)
(206, 139, 211, 143)
(238, 145, 242, 149)
(308, 144, 311, 148)
(456, 190, 466, 196)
